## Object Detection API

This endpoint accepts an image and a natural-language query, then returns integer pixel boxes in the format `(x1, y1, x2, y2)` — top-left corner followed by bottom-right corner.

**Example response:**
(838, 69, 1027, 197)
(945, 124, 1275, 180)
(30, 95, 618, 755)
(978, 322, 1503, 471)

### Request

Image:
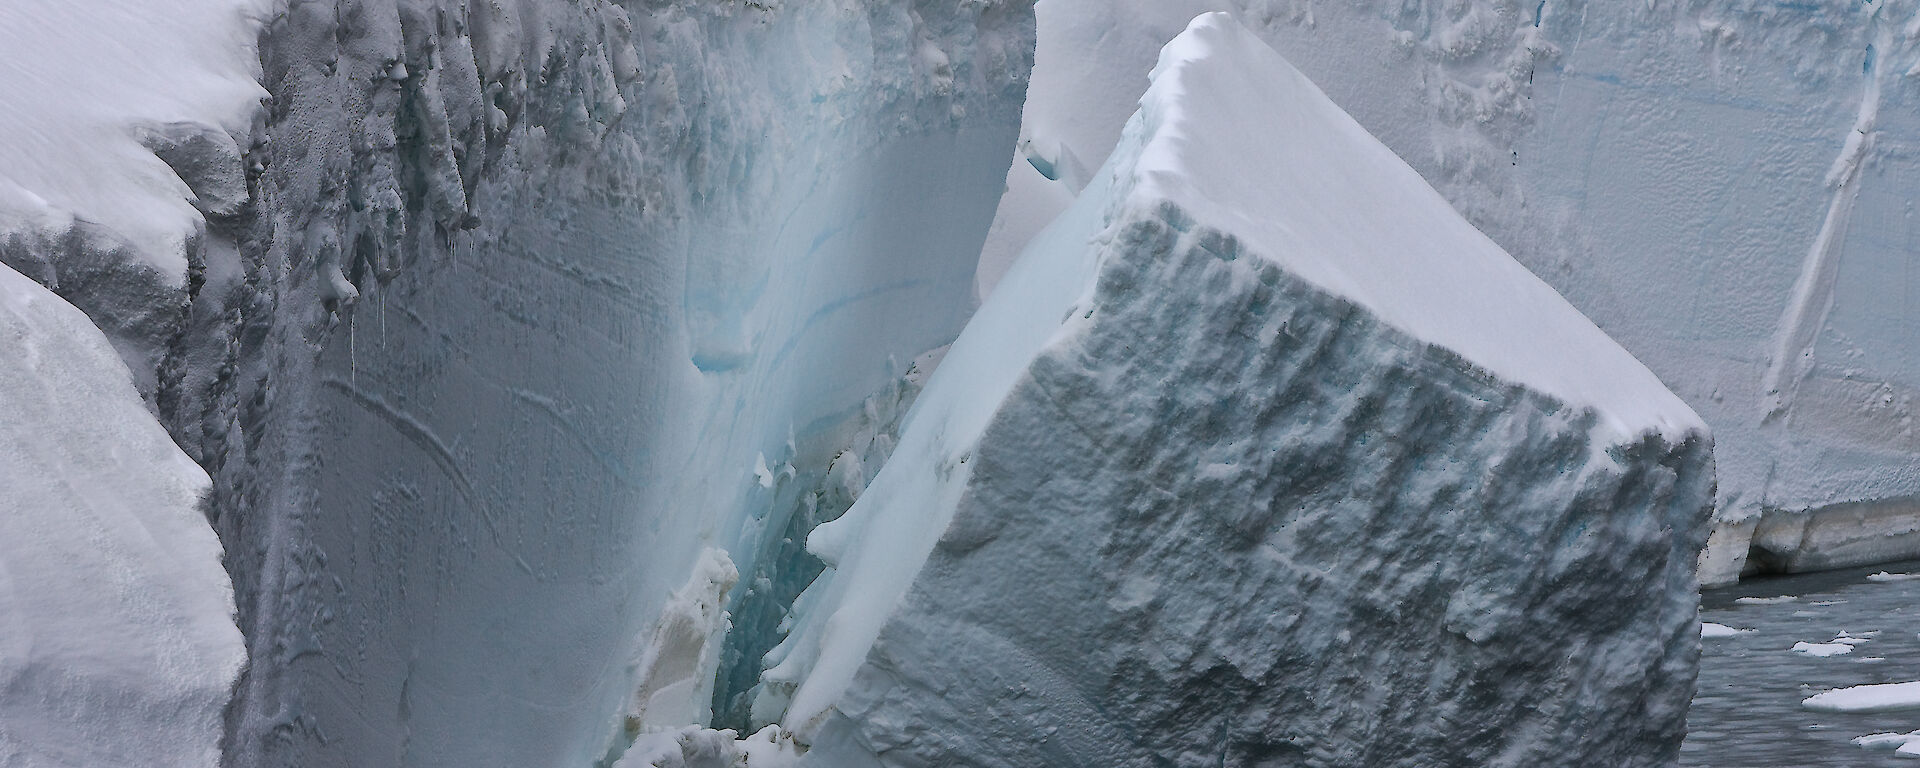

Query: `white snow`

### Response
(1120, 13, 1701, 444)
(1701, 622, 1748, 639)
(614, 725, 800, 768)
(0, 0, 267, 282)
(762, 14, 1709, 758)
(0, 264, 245, 766)
(1805, 681, 1920, 713)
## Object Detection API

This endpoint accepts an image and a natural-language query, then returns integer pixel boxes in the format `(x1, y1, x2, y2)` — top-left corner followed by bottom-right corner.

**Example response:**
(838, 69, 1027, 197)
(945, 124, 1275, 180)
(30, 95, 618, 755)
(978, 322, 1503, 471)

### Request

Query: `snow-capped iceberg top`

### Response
(0, 0, 266, 283)
(765, 13, 1707, 743)
(1130, 13, 1702, 441)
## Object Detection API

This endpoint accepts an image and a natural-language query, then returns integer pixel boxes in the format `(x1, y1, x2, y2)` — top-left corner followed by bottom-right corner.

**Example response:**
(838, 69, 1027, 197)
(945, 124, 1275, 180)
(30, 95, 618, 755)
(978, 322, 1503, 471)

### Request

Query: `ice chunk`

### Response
(1869, 572, 1920, 582)
(767, 14, 1711, 766)
(0, 264, 244, 766)
(1857, 731, 1920, 750)
(1735, 595, 1799, 605)
(1805, 681, 1920, 713)
(1792, 642, 1854, 657)
(1701, 622, 1749, 639)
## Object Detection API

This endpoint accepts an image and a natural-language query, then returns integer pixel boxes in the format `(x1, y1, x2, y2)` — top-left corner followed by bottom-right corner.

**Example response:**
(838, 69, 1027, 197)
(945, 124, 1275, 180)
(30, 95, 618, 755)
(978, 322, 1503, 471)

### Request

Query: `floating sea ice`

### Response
(1834, 632, 1876, 645)
(1805, 681, 1920, 713)
(1868, 572, 1920, 583)
(1702, 622, 1749, 638)
(1856, 730, 1920, 750)
(1792, 641, 1855, 657)
(1736, 595, 1799, 605)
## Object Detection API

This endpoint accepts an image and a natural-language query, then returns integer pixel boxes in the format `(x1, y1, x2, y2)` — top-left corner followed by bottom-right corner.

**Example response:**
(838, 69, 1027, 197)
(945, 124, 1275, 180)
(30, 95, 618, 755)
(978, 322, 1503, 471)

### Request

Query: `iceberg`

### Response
(763, 14, 1713, 766)
(984, 0, 1920, 585)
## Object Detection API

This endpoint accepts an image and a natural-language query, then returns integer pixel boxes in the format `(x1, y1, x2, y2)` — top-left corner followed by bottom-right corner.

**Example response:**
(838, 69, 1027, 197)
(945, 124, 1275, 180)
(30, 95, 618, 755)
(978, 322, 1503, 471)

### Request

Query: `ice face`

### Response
(122, 3, 1037, 767)
(0, 265, 244, 768)
(988, 0, 1920, 583)
(767, 14, 1713, 765)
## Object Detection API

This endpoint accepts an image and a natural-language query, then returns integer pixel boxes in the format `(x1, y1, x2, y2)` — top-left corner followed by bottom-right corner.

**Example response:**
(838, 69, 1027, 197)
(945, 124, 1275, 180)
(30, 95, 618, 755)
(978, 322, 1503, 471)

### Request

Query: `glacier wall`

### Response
(986, 0, 1920, 584)
(114, 2, 1037, 766)
(767, 15, 1715, 766)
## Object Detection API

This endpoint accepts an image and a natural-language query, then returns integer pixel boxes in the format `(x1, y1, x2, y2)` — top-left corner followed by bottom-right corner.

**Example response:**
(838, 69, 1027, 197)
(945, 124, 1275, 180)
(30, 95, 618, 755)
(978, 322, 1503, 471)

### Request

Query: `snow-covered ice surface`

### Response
(1689, 561, 1920, 766)
(126, 2, 1036, 767)
(758, 14, 1712, 766)
(983, 0, 1920, 585)
(0, 2, 261, 765)
(1797, 641, 1859, 657)
(0, 0, 264, 279)
(0, 0, 267, 396)
(0, 265, 245, 767)
(1807, 682, 1920, 713)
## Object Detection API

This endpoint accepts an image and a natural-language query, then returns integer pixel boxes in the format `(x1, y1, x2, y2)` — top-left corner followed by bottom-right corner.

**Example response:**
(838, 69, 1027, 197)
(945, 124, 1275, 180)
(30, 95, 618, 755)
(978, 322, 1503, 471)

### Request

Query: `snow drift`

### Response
(0, 266, 244, 767)
(760, 14, 1714, 766)
(0, 1, 261, 765)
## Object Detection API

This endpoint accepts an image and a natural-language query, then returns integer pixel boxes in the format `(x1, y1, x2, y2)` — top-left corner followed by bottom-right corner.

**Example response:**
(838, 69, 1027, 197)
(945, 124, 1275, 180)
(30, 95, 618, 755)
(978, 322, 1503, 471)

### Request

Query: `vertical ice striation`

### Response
(765, 14, 1713, 766)
(121, 2, 1037, 767)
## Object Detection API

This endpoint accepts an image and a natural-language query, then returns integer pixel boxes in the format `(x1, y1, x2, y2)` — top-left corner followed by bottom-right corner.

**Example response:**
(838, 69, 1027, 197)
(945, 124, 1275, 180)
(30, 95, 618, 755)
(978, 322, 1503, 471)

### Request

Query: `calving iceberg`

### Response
(0, 265, 244, 767)
(758, 14, 1713, 766)
(984, 0, 1920, 584)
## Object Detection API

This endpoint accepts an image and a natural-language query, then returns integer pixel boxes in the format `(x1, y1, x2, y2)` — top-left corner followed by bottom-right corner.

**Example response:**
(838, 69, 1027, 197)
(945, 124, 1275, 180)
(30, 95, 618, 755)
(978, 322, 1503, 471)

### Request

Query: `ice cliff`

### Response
(154, 2, 1028, 767)
(759, 14, 1714, 766)
(5, 0, 1031, 765)
(987, 0, 1920, 585)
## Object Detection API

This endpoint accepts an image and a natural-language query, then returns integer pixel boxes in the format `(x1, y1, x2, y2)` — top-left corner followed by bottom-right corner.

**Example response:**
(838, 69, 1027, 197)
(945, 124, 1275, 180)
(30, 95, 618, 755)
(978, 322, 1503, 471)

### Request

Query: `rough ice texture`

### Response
(110, 2, 1035, 767)
(0, 265, 244, 767)
(0, 0, 266, 398)
(982, 0, 1920, 583)
(771, 14, 1714, 767)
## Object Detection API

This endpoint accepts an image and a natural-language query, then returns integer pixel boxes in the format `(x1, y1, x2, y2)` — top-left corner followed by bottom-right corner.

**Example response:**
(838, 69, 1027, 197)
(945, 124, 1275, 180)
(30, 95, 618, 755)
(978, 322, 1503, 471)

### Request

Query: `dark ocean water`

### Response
(1684, 559, 1920, 767)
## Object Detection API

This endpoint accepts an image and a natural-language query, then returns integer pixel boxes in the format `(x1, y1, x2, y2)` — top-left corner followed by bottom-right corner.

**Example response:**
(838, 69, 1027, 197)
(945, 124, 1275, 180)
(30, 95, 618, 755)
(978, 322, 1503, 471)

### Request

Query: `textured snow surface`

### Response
(0, 0, 265, 282)
(985, 0, 1920, 578)
(0, 266, 244, 767)
(765, 15, 1713, 766)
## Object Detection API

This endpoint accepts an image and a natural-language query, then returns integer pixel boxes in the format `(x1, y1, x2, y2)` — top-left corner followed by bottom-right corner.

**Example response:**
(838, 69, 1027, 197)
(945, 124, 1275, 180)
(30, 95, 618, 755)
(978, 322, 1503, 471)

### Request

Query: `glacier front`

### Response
(759, 14, 1715, 766)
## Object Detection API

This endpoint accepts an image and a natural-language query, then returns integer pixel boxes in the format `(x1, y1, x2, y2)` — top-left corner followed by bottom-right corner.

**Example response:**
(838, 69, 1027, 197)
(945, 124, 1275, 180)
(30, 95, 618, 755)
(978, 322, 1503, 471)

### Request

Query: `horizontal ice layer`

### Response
(986, 0, 1920, 583)
(764, 14, 1713, 766)
(0, 265, 244, 767)
(0, 0, 264, 282)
